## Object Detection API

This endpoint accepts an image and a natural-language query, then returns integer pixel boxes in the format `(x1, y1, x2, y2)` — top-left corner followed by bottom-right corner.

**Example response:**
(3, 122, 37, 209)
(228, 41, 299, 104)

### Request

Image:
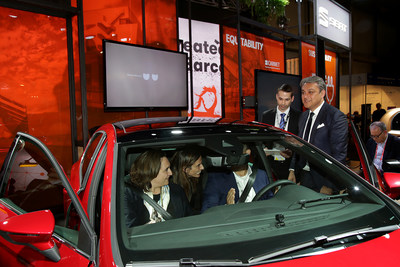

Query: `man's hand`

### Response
(288, 170, 296, 183)
(280, 149, 292, 158)
(320, 186, 333, 195)
(226, 188, 236, 205)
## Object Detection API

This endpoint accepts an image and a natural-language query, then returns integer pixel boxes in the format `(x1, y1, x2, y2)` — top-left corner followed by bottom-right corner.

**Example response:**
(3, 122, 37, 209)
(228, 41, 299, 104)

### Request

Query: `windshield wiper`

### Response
(248, 224, 400, 263)
(297, 193, 349, 209)
(127, 258, 244, 267)
(180, 258, 244, 266)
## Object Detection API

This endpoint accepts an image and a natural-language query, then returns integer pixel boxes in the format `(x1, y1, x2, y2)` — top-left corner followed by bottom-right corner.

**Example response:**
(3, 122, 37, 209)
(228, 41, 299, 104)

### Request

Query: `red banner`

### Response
(223, 27, 284, 120)
(301, 42, 337, 107)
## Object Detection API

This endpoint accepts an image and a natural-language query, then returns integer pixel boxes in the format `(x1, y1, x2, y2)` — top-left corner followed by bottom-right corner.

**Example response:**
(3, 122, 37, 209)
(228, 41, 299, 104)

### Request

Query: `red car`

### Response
(1, 117, 400, 266)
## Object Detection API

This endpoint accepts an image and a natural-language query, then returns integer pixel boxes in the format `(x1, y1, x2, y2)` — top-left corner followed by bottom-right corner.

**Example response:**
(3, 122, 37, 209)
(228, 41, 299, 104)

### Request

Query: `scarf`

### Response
(143, 185, 170, 224)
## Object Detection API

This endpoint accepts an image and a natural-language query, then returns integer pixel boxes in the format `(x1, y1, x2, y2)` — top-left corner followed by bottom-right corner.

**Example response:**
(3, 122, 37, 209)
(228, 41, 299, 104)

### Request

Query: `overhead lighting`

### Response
(171, 130, 183, 135)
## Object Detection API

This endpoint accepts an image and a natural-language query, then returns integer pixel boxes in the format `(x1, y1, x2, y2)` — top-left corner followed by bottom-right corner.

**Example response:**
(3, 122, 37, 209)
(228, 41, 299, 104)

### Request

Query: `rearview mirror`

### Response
(0, 210, 60, 262)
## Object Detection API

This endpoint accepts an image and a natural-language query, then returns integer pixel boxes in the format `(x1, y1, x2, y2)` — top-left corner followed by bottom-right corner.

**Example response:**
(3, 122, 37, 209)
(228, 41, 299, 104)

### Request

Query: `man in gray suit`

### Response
(261, 84, 301, 179)
(289, 76, 348, 194)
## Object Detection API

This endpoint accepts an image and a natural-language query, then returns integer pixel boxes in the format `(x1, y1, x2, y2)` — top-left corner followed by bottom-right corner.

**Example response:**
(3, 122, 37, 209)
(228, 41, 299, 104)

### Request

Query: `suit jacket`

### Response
(261, 107, 301, 135)
(201, 169, 273, 212)
(366, 134, 400, 171)
(298, 102, 348, 164)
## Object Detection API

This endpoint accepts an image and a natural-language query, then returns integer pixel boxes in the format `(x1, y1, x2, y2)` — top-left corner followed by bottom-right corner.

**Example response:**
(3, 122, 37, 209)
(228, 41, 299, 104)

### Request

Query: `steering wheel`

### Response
(252, 180, 296, 201)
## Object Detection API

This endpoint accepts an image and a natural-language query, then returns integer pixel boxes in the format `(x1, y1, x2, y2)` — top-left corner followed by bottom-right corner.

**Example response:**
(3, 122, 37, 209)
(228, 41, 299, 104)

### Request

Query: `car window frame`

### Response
(87, 142, 107, 230)
(348, 120, 380, 188)
(78, 131, 107, 194)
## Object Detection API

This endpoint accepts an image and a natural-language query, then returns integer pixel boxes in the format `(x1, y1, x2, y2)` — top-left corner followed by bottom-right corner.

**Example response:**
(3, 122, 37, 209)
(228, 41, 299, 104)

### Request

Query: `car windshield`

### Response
(116, 123, 400, 265)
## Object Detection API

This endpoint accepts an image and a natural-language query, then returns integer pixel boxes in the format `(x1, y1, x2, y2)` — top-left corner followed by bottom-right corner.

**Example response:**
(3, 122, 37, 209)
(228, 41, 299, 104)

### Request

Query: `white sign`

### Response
(315, 0, 351, 48)
(178, 18, 222, 118)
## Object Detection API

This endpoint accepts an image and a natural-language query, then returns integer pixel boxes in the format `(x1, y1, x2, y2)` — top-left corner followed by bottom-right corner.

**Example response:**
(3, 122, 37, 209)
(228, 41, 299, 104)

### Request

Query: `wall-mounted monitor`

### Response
(103, 40, 188, 111)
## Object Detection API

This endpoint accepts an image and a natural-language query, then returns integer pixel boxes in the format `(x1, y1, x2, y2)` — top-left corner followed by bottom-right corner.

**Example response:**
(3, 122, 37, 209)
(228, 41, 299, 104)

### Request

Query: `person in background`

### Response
(352, 111, 362, 130)
(202, 144, 273, 212)
(289, 76, 348, 194)
(366, 121, 400, 173)
(372, 103, 386, 122)
(261, 83, 301, 179)
(171, 146, 205, 214)
(124, 149, 191, 227)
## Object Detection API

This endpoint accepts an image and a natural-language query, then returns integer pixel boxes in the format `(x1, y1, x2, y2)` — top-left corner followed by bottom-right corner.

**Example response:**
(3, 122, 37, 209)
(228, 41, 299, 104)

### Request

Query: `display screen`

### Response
(103, 40, 188, 110)
(255, 70, 302, 121)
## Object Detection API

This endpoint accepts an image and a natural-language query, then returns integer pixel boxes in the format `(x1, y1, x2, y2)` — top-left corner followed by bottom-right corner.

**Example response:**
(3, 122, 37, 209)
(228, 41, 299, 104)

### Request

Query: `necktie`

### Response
(303, 112, 314, 141)
(279, 113, 286, 129)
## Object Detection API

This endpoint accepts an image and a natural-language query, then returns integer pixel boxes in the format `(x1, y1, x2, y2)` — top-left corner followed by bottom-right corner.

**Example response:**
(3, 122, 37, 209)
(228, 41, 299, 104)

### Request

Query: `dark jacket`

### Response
(298, 102, 348, 164)
(261, 107, 301, 135)
(124, 182, 192, 227)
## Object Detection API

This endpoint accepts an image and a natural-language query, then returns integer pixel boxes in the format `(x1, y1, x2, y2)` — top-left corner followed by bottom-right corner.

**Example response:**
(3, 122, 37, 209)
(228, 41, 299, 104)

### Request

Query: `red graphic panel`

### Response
(301, 42, 337, 107)
(194, 86, 218, 117)
(223, 27, 284, 120)
(145, 1, 177, 50)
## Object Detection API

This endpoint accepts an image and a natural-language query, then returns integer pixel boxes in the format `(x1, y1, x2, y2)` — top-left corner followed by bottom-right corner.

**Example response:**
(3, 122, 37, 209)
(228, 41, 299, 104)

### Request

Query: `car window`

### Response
(116, 128, 400, 264)
(0, 137, 86, 251)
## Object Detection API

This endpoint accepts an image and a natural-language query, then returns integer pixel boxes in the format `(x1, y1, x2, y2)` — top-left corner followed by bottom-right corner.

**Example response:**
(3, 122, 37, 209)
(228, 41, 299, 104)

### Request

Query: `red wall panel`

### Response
(223, 27, 285, 120)
(0, 7, 72, 170)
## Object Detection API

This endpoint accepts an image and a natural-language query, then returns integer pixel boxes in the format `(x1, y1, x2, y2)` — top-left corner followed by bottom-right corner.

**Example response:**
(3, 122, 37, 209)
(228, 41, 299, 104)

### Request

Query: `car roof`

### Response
(110, 117, 281, 143)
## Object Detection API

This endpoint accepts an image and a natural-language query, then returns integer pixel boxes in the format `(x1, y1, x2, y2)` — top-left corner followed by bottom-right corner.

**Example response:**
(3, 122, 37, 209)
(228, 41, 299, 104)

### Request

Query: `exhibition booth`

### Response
(0, 0, 350, 172)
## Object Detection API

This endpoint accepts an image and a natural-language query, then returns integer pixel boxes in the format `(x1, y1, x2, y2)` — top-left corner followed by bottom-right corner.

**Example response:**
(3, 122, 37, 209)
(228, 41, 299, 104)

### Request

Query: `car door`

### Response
(0, 132, 97, 266)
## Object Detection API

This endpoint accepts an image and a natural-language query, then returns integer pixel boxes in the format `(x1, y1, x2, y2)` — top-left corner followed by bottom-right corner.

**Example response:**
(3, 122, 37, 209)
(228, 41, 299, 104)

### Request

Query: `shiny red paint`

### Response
(258, 229, 400, 267)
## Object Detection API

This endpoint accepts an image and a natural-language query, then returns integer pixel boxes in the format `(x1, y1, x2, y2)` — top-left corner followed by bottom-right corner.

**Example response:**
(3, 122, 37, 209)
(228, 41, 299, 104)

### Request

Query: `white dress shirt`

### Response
(233, 165, 256, 203)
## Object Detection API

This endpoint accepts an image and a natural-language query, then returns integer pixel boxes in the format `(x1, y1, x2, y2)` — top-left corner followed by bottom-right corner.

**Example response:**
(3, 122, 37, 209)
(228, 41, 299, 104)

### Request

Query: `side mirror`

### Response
(0, 210, 61, 262)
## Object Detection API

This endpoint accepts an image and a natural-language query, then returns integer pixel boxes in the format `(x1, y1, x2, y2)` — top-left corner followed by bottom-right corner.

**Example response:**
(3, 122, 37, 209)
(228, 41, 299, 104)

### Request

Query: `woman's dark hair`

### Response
(170, 146, 202, 200)
(130, 149, 166, 192)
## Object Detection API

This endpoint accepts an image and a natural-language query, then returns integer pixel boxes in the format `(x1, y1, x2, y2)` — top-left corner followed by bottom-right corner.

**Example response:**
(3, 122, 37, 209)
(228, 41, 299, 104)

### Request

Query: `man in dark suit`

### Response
(289, 76, 348, 194)
(261, 84, 301, 179)
(261, 83, 301, 135)
(366, 121, 400, 172)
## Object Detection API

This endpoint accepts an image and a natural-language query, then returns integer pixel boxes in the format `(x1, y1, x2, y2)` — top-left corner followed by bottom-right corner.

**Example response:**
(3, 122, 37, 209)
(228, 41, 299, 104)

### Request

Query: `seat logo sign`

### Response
(319, 6, 348, 33)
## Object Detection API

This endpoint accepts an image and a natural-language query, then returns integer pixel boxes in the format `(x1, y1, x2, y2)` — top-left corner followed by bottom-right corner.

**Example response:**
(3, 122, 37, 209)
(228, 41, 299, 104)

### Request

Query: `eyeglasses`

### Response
(370, 131, 383, 139)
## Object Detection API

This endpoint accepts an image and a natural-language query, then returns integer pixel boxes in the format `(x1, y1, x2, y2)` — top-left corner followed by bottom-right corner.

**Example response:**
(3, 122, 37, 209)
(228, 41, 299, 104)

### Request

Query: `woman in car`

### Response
(124, 149, 192, 227)
(171, 146, 205, 213)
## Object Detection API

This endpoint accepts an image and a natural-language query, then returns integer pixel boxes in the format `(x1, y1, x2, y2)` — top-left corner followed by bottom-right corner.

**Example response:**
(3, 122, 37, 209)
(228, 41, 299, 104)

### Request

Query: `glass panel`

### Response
(0, 7, 72, 174)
